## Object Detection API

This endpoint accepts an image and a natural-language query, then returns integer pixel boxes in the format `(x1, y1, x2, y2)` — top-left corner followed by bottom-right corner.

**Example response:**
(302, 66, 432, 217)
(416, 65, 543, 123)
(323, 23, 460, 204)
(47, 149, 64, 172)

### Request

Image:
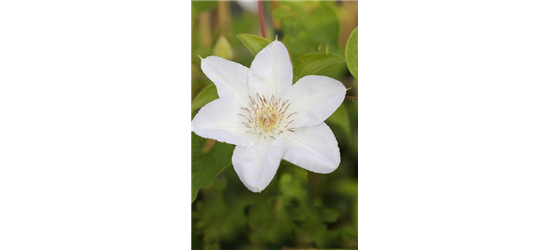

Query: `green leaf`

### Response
(192, 133, 234, 202)
(191, 84, 218, 112)
(191, 1, 218, 13)
(212, 35, 234, 60)
(236, 34, 271, 56)
(345, 27, 358, 79)
(294, 52, 346, 82)
(326, 104, 351, 141)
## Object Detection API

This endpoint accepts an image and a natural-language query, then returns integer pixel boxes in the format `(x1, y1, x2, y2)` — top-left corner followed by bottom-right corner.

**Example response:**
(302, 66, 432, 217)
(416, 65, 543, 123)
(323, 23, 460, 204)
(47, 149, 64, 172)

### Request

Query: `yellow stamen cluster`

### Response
(240, 94, 297, 139)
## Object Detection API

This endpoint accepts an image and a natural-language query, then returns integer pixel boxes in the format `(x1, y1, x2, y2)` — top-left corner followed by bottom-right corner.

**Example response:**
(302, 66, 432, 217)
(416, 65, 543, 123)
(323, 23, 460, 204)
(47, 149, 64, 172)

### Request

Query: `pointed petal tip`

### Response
(254, 188, 261, 193)
(232, 137, 284, 194)
(241, 183, 264, 193)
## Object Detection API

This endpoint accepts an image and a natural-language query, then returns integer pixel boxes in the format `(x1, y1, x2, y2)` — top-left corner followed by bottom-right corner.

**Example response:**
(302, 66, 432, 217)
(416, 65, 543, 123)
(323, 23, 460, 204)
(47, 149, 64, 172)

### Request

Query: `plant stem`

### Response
(258, 1, 266, 38)
(198, 12, 211, 48)
(345, 96, 358, 101)
(217, 1, 231, 37)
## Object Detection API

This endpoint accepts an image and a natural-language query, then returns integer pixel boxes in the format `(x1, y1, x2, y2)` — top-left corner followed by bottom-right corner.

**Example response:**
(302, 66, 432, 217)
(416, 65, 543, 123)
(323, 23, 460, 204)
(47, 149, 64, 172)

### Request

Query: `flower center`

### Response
(240, 94, 297, 139)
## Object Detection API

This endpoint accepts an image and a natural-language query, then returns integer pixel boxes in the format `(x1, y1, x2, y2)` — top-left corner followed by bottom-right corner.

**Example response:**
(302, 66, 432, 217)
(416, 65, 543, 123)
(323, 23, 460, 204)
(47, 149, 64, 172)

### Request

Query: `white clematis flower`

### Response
(192, 40, 347, 193)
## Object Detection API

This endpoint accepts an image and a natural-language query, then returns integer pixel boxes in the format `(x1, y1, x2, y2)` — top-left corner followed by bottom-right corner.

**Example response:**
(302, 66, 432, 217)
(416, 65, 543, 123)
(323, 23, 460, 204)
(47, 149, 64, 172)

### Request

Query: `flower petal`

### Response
(192, 98, 257, 147)
(283, 75, 346, 128)
(201, 56, 249, 106)
(232, 136, 284, 192)
(282, 122, 340, 174)
(248, 40, 293, 100)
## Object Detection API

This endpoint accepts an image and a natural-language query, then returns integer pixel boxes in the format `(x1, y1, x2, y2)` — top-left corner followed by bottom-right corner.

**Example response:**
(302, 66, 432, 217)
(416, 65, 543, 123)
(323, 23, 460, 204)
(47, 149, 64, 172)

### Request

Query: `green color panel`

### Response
(358, 28, 549, 250)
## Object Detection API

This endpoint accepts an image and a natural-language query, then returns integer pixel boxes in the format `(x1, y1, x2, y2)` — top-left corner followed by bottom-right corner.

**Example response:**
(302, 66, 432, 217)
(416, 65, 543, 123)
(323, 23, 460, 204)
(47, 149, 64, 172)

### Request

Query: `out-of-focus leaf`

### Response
(191, 64, 203, 95)
(236, 34, 271, 56)
(334, 179, 358, 195)
(212, 35, 234, 60)
(279, 172, 307, 202)
(326, 104, 351, 141)
(322, 208, 341, 223)
(294, 52, 346, 82)
(191, 84, 218, 112)
(191, 133, 233, 202)
(192, 0, 217, 13)
(345, 27, 358, 79)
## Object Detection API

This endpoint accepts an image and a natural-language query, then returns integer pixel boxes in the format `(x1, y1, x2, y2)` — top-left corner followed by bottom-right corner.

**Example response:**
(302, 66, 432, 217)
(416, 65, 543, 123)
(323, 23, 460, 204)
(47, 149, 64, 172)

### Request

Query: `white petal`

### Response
(283, 75, 346, 128)
(232, 136, 285, 192)
(201, 56, 249, 106)
(248, 40, 293, 100)
(192, 98, 257, 147)
(282, 122, 340, 174)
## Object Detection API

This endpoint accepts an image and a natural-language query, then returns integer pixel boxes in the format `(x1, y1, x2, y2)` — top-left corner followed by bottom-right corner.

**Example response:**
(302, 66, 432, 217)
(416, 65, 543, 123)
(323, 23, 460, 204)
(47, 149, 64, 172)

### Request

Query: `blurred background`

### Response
(191, 1, 358, 249)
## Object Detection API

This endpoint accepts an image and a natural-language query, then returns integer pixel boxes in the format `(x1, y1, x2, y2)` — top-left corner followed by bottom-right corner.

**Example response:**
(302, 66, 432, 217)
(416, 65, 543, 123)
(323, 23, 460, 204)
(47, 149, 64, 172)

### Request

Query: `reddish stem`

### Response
(345, 96, 358, 101)
(258, 1, 266, 38)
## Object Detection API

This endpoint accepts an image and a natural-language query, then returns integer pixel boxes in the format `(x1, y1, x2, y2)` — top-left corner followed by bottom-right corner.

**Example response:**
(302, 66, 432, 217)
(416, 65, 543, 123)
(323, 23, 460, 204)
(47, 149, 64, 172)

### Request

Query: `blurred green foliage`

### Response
(273, 1, 343, 83)
(192, 1, 358, 249)
(192, 1, 218, 13)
